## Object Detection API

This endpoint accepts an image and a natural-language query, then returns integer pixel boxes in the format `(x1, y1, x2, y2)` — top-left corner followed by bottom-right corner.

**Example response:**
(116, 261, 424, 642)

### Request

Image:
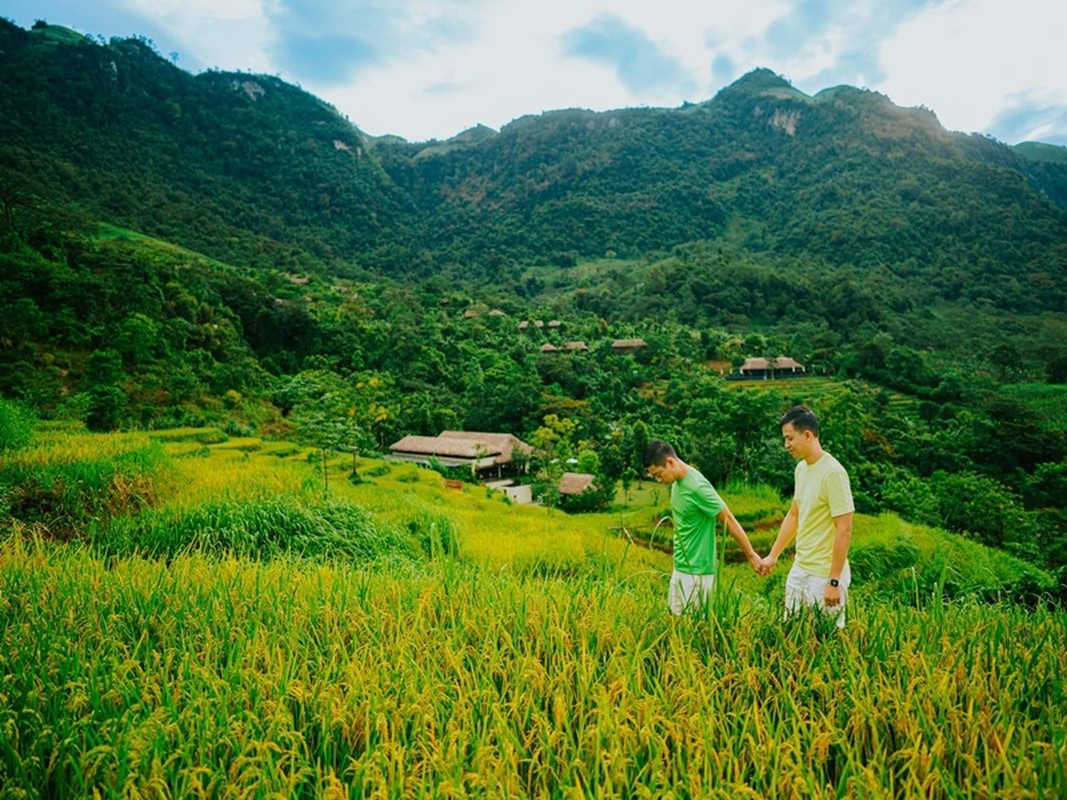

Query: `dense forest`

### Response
(1, 19, 1065, 591)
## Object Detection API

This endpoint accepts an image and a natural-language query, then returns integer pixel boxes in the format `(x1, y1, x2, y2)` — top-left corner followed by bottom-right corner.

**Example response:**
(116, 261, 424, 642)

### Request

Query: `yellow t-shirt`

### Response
(793, 453, 853, 576)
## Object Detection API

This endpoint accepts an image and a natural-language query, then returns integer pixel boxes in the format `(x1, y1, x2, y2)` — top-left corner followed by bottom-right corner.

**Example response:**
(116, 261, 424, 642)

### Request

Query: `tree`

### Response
(280, 369, 376, 487)
(530, 414, 579, 511)
(83, 349, 126, 431)
(115, 312, 164, 366)
(0, 398, 35, 450)
(631, 420, 650, 479)
(86, 385, 125, 432)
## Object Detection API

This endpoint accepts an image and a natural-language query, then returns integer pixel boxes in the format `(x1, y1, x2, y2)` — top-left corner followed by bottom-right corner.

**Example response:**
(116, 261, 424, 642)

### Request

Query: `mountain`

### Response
(0, 19, 408, 273)
(373, 68, 1067, 311)
(2, 21, 1066, 314)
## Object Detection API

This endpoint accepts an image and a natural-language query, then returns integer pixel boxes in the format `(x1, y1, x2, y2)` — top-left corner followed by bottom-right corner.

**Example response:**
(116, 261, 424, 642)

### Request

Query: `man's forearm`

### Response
(828, 513, 853, 579)
(769, 509, 798, 559)
(721, 507, 757, 559)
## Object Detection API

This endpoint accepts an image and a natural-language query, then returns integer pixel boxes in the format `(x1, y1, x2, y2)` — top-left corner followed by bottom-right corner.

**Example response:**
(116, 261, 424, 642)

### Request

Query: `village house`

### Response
(558, 472, 598, 496)
(735, 356, 806, 380)
(494, 473, 597, 506)
(387, 431, 533, 479)
(611, 338, 647, 355)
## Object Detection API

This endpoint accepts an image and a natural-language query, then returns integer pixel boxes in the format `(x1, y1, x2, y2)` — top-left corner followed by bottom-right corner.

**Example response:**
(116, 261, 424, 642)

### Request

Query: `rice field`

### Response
(1, 539, 1064, 798)
(1, 428, 1064, 797)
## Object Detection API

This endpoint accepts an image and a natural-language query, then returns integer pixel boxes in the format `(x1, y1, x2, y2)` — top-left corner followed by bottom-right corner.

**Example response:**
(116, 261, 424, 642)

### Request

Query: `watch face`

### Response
(829, 579, 840, 587)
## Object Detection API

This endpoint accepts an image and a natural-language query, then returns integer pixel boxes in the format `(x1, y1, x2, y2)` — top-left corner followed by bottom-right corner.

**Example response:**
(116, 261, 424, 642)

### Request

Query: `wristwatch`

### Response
(829, 578, 840, 587)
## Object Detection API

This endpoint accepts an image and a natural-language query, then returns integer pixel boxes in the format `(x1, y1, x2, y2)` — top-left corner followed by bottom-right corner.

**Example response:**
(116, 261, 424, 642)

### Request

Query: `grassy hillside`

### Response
(2, 425, 1064, 795)
(4, 19, 1066, 300)
(5, 424, 1050, 596)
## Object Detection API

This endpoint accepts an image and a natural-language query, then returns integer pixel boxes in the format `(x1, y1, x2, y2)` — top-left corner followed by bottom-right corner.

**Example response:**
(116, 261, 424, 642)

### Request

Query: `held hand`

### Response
(824, 583, 842, 607)
(748, 553, 764, 575)
(757, 554, 777, 577)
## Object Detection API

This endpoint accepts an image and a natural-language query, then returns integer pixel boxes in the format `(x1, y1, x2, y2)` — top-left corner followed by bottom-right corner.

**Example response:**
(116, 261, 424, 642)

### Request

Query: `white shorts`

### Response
(669, 570, 715, 616)
(784, 563, 851, 628)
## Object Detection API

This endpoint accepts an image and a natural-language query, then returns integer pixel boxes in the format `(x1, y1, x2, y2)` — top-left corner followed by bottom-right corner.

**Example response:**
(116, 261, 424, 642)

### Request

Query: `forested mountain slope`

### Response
(2, 18, 1066, 314)
(374, 69, 1067, 313)
(0, 19, 408, 273)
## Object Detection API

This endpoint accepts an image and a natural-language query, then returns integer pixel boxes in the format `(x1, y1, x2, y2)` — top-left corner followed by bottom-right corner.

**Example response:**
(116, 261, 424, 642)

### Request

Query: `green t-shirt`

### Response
(793, 453, 854, 576)
(671, 468, 725, 575)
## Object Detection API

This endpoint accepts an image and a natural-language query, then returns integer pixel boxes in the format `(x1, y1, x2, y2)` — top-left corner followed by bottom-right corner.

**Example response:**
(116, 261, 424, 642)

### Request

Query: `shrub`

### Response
(405, 510, 460, 558)
(103, 496, 424, 564)
(1, 434, 164, 539)
(0, 398, 35, 451)
(928, 470, 1032, 549)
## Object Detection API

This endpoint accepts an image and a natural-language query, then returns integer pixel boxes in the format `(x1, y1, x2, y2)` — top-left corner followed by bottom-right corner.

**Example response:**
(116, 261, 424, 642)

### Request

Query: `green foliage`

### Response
(85, 385, 126, 432)
(0, 399, 35, 451)
(0, 19, 407, 273)
(0, 435, 165, 538)
(104, 496, 423, 563)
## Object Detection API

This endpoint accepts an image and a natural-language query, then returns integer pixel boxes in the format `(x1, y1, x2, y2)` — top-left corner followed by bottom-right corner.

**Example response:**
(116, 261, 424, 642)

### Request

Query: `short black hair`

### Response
(643, 439, 677, 468)
(780, 404, 820, 437)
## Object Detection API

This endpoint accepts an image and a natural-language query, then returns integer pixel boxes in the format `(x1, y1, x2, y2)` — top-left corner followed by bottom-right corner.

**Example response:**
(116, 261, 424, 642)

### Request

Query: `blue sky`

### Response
(4, 0, 1066, 145)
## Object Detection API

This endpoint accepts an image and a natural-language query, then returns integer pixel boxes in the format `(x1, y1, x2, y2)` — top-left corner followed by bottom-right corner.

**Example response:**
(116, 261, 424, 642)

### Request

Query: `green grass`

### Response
(0, 431, 168, 539)
(725, 376, 922, 416)
(146, 426, 229, 444)
(5, 426, 1051, 598)
(29, 23, 87, 46)
(2, 426, 1064, 796)
(0, 539, 1063, 797)
(1003, 383, 1067, 433)
(94, 224, 235, 271)
(1014, 141, 1067, 164)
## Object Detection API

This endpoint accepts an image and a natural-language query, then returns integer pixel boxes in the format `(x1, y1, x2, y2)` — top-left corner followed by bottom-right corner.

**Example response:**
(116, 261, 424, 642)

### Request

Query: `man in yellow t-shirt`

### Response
(761, 405, 855, 628)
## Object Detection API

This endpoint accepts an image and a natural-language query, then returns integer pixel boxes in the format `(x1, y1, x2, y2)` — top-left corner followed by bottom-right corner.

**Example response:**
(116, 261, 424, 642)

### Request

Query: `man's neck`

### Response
(804, 445, 826, 466)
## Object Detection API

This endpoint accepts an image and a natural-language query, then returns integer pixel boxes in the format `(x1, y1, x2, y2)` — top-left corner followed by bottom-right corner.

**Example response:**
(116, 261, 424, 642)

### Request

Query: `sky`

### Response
(4, 0, 1067, 146)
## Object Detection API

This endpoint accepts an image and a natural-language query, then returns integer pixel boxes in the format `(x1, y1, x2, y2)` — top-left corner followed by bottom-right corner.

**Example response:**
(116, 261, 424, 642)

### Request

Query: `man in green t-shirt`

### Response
(761, 405, 855, 628)
(643, 440, 763, 615)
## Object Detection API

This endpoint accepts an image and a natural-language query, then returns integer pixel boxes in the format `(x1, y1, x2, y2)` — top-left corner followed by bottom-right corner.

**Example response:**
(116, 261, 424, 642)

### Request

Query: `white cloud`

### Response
(877, 0, 1067, 138)
(118, 0, 274, 73)
(324, 1, 804, 139)
(313, 3, 685, 139)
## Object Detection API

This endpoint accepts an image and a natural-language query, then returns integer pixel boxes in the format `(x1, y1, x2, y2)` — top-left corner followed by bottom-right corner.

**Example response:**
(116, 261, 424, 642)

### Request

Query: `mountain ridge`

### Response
(1, 18, 1066, 311)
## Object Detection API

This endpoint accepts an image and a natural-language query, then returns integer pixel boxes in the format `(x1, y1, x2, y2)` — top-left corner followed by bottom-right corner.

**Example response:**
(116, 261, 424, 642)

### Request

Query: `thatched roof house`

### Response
(612, 338, 647, 354)
(738, 356, 806, 379)
(388, 431, 533, 478)
(558, 472, 598, 496)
